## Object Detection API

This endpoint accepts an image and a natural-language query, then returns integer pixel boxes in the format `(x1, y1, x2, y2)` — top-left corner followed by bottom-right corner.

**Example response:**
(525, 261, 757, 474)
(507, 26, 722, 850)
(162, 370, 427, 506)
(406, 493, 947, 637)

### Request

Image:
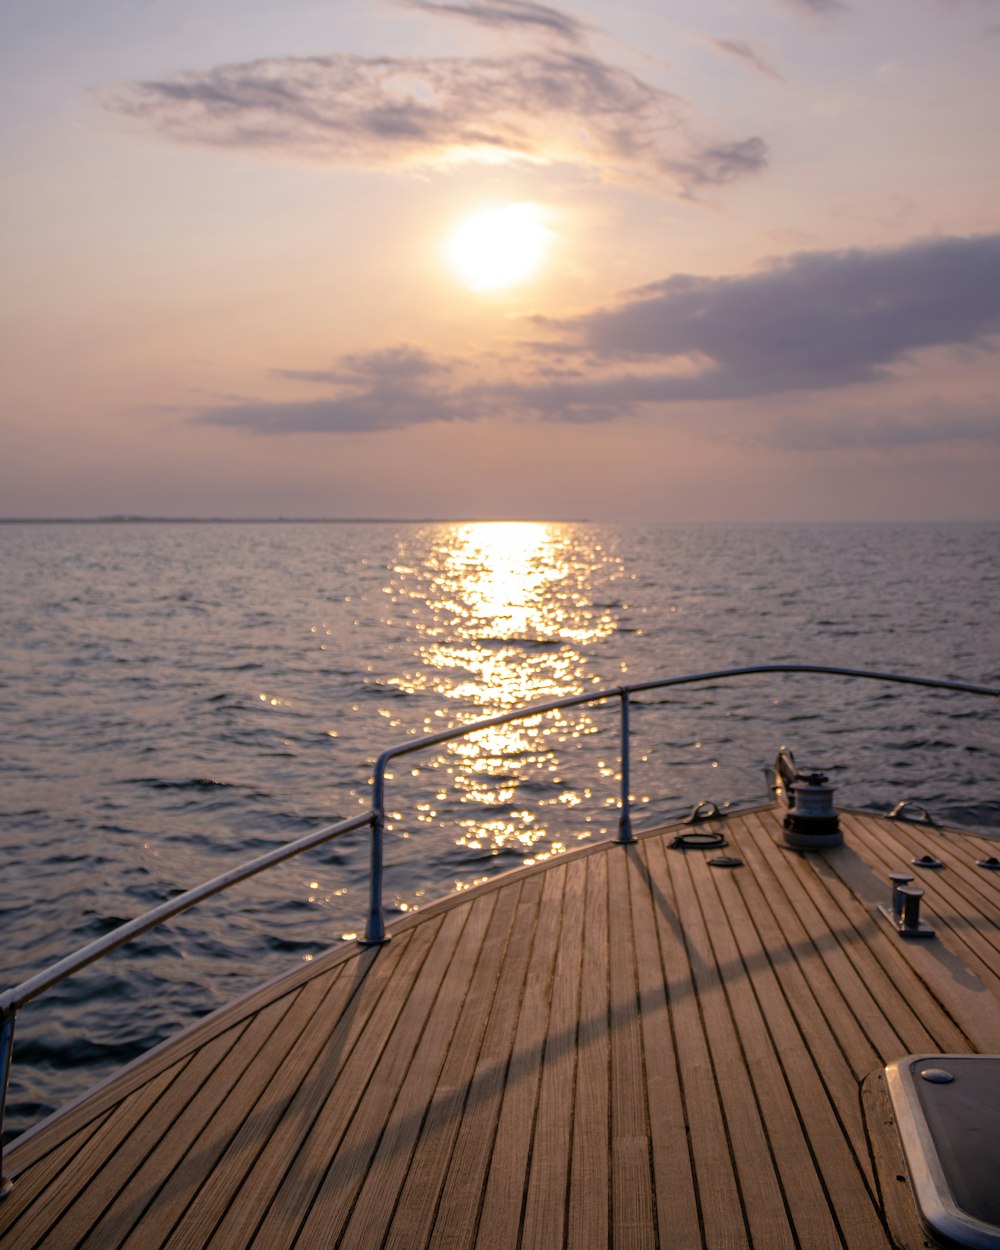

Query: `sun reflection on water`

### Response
(390, 521, 617, 709)
(380, 521, 626, 891)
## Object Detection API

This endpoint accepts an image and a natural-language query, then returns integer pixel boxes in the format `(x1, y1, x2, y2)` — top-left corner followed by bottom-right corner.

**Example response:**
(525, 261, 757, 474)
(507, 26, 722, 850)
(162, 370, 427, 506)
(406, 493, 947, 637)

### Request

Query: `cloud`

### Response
(201, 347, 465, 433)
(551, 233, 1000, 397)
(274, 345, 453, 388)
(100, 29, 766, 192)
(395, 0, 588, 42)
(192, 234, 1000, 438)
(780, 0, 849, 14)
(761, 400, 1000, 450)
(712, 39, 783, 80)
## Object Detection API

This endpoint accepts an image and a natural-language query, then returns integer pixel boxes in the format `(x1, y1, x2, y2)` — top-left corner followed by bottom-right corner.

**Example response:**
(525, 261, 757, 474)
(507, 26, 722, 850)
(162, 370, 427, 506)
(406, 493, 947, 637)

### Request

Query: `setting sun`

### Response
(445, 203, 552, 292)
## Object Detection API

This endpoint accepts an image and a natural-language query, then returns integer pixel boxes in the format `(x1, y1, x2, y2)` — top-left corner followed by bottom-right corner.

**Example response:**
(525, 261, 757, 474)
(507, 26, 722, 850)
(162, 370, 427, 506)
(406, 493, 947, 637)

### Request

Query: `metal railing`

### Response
(0, 809, 372, 1192)
(2, 662, 997, 1185)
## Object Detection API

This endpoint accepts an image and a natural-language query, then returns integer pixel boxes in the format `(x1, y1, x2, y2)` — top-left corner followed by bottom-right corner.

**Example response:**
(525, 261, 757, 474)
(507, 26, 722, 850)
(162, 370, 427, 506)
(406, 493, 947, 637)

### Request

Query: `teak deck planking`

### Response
(3, 807, 999, 1250)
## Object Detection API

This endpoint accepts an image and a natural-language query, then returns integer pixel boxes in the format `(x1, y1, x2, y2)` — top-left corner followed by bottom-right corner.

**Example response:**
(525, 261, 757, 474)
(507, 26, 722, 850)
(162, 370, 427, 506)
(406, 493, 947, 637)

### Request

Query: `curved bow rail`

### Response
(2, 663, 997, 1190)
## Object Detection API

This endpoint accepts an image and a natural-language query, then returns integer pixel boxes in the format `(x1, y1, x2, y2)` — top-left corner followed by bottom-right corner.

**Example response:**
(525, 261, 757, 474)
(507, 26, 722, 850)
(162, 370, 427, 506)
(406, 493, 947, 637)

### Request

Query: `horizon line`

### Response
(1, 516, 997, 526)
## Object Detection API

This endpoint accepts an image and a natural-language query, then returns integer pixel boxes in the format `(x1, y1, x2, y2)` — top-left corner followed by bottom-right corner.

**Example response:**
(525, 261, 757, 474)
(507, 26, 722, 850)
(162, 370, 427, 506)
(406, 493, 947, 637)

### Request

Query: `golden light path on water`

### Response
(381, 522, 627, 900)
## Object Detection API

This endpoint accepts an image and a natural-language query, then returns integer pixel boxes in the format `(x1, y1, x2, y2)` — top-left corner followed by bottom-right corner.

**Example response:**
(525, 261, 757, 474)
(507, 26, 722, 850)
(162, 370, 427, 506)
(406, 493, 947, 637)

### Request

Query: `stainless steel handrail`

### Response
(0, 810, 372, 1184)
(363, 663, 999, 941)
(1, 663, 997, 1186)
(0, 812, 373, 1021)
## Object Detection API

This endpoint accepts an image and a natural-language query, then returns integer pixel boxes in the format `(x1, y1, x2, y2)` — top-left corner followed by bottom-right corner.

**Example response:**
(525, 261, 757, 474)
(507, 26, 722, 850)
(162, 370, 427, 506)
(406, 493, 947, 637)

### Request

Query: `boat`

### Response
(1, 663, 998, 1249)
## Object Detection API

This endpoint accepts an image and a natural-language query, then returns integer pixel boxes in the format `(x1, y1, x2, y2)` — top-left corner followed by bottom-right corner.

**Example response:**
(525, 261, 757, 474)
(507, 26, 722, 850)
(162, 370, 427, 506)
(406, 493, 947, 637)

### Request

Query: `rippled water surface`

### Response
(1, 519, 997, 1139)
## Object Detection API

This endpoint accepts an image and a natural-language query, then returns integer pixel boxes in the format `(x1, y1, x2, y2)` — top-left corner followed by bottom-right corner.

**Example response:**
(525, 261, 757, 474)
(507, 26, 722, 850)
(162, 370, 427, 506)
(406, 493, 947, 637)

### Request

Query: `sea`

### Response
(1, 519, 998, 1142)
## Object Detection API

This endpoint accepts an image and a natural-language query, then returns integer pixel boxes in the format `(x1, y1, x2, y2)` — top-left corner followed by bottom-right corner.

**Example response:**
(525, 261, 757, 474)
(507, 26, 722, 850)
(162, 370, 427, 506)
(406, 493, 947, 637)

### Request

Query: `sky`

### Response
(2, 0, 999, 521)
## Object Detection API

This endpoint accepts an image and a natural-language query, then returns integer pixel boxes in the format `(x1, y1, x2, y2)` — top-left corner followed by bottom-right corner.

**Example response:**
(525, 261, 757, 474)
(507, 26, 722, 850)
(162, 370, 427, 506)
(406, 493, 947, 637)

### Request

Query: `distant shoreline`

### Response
(0, 516, 995, 526)
(0, 516, 475, 525)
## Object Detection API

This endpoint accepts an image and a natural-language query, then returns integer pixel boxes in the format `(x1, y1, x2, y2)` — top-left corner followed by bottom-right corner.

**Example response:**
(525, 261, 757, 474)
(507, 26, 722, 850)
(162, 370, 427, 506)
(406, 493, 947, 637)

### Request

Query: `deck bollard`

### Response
(889, 871, 914, 922)
(898, 886, 926, 935)
(879, 875, 935, 938)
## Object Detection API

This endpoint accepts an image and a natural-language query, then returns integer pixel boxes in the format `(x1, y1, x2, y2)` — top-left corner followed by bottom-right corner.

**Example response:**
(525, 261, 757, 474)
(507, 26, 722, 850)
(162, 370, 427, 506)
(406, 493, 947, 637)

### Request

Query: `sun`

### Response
(445, 203, 552, 292)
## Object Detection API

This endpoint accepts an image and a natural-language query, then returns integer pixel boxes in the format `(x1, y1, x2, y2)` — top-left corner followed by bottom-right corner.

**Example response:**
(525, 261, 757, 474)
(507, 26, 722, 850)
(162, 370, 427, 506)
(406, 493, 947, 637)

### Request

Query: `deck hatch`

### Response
(886, 1055, 1000, 1250)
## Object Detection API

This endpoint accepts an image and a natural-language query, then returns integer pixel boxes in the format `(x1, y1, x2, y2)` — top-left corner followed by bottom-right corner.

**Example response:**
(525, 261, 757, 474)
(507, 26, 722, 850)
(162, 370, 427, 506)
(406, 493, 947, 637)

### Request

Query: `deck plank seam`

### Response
(158, 961, 368, 1250)
(201, 922, 433, 1250)
(727, 820, 884, 1210)
(33, 1055, 204, 1250)
(337, 901, 485, 1244)
(469, 865, 567, 1250)
(378, 880, 526, 1250)
(799, 849, 952, 1054)
(519, 856, 587, 1250)
(645, 831, 745, 1250)
(284, 914, 462, 1249)
(731, 821, 887, 1204)
(335, 890, 503, 1250)
(242, 931, 421, 1250)
(622, 845, 662, 1250)
(630, 840, 700, 1250)
(602, 851, 615, 1250)
(8, 809, 995, 1250)
(112, 987, 339, 1250)
(679, 846, 805, 1250)
(846, 811, 1000, 915)
(734, 821, 889, 1156)
(751, 817, 922, 1059)
(609, 845, 654, 1249)
(834, 814, 1000, 994)
(842, 814, 1000, 983)
(848, 812, 999, 896)
(659, 836, 755, 1249)
(0, 1111, 116, 1246)
(4, 1057, 194, 1249)
(426, 874, 545, 1250)
(852, 815, 1000, 916)
(858, 1070, 931, 1250)
(710, 853, 847, 1247)
(566, 848, 612, 1250)
(699, 817, 898, 1246)
(515, 861, 574, 1250)
(73, 1016, 260, 1250)
(739, 814, 904, 1078)
(852, 1079, 900, 1250)
(222, 933, 426, 1250)
(716, 828, 884, 1246)
(6, 1092, 111, 1181)
(608, 840, 659, 1248)
(558, 857, 588, 1250)
(802, 849, 979, 1053)
(9, 952, 354, 1162)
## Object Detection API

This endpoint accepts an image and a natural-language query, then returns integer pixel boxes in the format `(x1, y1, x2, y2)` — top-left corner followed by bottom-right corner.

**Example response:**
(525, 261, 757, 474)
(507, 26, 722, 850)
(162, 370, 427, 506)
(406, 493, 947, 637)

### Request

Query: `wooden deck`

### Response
(3, 807, 999, 1249)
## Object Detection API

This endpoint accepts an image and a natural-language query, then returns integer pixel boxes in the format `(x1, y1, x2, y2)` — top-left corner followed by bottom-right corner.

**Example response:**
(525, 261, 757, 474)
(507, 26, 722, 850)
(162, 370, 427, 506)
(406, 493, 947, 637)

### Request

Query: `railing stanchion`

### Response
(0, 1009, 15, 1197)
(362, 758, 389, 945)
(617, 690, 634, 844)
